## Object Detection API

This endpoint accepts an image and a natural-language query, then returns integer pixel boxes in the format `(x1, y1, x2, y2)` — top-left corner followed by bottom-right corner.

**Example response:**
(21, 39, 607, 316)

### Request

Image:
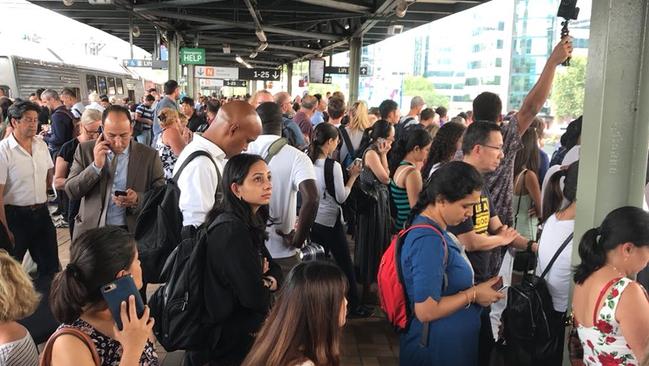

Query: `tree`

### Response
(403, 76, 449, 108)
(551, 55, 586, 119)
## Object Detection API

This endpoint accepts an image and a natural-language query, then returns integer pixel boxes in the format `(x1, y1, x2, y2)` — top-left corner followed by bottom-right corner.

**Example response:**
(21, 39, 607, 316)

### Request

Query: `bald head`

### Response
(204, 100, 262, 158)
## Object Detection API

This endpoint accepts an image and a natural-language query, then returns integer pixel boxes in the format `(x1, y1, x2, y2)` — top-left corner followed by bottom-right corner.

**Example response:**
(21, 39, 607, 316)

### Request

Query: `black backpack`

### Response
(134, 150, 221, 284)
(502, 232, 573, 365)
(149, 213, 236, 352)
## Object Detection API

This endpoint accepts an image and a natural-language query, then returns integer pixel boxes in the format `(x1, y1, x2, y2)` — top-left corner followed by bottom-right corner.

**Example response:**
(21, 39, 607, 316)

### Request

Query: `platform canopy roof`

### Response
(29, 0, 491, 68)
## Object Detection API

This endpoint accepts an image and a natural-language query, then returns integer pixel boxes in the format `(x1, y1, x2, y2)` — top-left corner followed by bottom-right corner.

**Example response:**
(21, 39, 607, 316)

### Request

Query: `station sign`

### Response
(224, 80, 248, 87)
(323, 66, 370, 76)
(123, 59, 152, 68)
(152, 60, 168, 70)
(238, 68, 281, 81)
(323, 75, 332, 84)
(195, 66, 239, 80)
(180, 48, 206, 65)
(199, 79, 224, 87)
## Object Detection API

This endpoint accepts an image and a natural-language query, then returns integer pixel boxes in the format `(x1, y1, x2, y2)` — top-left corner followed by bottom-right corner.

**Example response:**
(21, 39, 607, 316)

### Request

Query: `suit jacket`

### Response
(65, 140, 165, 241)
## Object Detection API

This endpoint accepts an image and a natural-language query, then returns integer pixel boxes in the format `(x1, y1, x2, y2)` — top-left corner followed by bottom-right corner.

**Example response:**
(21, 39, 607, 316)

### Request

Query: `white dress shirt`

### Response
(172, 134, 225, 227)
(0, 134, 53, 206)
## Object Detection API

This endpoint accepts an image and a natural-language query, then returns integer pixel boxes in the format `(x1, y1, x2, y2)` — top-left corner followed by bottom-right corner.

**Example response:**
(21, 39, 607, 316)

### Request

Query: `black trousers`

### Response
(310, 217, 360, 309)
(5, 205, 59, 276)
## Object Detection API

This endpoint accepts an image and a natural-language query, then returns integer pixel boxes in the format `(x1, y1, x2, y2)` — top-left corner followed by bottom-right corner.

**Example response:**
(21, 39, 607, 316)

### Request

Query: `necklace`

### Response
(606, 263, 626, 278)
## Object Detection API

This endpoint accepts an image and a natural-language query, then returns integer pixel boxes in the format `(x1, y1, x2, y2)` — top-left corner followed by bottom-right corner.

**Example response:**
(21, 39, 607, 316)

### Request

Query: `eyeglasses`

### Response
(481, 144, 504, 152)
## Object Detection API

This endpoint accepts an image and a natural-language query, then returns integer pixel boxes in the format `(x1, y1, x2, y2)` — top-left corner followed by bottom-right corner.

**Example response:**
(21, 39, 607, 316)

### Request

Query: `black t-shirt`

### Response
(187, 113, 206, 132)
(447, 187, 498, 283)
(58, 138, 80, 176)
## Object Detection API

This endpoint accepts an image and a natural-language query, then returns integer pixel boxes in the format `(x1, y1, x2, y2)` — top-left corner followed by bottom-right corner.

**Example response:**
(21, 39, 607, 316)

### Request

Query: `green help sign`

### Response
(180, 48, 205, 65)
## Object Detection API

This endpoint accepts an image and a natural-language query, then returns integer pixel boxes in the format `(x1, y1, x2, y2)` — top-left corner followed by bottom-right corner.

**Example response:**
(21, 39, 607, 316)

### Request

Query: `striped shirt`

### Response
(390, 161, 416, 230)
(0, 332, 39, 366)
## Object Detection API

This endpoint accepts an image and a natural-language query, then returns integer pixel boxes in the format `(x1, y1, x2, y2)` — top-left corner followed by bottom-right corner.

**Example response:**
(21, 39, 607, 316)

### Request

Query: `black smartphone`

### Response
(491, 276, 504, 291)
(100, 275, 145, 330)
(114, 190, 127, 197)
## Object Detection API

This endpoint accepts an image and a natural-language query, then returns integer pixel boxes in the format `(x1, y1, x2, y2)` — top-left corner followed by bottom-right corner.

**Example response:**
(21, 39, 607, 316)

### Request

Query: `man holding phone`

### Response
(65, 105, 165, 241)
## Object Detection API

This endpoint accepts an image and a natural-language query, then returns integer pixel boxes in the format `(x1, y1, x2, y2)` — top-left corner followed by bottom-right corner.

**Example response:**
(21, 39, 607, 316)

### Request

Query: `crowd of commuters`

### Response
(0, 35, 648, 366)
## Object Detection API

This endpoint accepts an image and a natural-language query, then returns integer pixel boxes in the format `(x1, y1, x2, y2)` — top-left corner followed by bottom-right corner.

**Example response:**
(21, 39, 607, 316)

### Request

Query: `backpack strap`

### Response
(40, 327, 101, 366)
(172, 150, 222, 202)
(513, 169, 528, 230)
(265, 137, 288, 164)
(539, 232, 574, 280)
(396, 223, 448, 348)
(339, 126, 355, 160)
(324, 158, 343, 206)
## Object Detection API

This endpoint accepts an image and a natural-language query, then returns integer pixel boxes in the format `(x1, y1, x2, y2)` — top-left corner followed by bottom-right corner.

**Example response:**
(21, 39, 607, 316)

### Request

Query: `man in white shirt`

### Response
(174, 101, 262, 233)
(248, 102, 319, 277)
(0, 101, 59, 276)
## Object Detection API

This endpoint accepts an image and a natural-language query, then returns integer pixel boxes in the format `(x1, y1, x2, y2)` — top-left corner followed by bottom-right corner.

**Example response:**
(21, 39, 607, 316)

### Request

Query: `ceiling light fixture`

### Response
(395, 0, 413, 18)
(223, 44, 231, 54)
(257, 42, 268, 52)
(235, 55, 244, 64)
(249, 51, 258, 59)
(255, 28, 267, 43)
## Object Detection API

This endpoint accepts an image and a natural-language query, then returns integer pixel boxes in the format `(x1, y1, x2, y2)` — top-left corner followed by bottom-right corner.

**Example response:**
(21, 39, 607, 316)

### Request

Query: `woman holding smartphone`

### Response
(400, 161, 505, 366)
(185, 153, 282, 366)
(307, 123, 371, 318)
(46, 226, 158, 366)
(355, 120, 394, 300)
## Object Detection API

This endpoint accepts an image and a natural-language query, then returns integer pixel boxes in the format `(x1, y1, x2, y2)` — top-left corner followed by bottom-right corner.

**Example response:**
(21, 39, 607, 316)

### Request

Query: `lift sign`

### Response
(180, 48, 206, 65)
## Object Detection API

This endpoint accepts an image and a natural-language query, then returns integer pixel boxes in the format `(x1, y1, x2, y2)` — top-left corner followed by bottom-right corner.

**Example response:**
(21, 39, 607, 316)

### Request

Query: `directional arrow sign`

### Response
(238, 68, 281, 81)
(360, 66, 369, 76)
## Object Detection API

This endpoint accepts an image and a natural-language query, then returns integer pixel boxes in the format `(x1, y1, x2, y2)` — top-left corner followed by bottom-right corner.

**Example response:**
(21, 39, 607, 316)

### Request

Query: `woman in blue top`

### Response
(400, 161, 505, 366)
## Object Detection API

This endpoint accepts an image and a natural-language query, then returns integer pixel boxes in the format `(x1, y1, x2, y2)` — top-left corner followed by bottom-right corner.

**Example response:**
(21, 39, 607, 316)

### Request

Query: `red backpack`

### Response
(377, 223, 448, 335)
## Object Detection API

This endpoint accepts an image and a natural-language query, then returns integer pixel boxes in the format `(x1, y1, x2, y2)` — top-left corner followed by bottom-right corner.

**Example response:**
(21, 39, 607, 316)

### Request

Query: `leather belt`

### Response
(6, 203, 47, 211)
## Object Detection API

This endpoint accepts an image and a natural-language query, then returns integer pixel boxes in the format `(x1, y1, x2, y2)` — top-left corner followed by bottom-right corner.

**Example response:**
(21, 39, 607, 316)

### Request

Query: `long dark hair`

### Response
(513, 126, 540, 180)
(308, 123, 339, 163)
(542, 161, 579, 223)
(50, 227, 136, 324)
(206, 153, 271, 244)
(405, 161, 483, 227)
(242, 261, 347, 366)
(356, 120, 393, 156)
(388, 127, 432, 176)
(574, 206, 649, 284)
(421, 122, 466, 177)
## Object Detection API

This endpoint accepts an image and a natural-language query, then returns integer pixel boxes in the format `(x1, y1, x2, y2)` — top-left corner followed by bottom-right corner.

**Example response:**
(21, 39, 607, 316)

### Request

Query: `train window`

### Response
(116, 78, 124, 94)
(98, 76, 108, 95)
(108, 78, 116, 95)
(86, 75, 98, 94)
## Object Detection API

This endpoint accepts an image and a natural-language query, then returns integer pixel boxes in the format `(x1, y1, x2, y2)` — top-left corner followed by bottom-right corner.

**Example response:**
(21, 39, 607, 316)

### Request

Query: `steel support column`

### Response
(167, 32, 181, 82)
(287, 63, 293, 96)
(567, 0, 649, 363)
(348, 36, 362, 103)
(186, 64, 196, 99)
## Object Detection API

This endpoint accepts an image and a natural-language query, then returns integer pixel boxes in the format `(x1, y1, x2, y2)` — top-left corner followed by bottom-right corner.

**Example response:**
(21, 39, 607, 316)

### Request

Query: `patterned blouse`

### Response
(156, 134, 178, 181)
(576, 277, 642, 366)
(58, 318, 159, 366)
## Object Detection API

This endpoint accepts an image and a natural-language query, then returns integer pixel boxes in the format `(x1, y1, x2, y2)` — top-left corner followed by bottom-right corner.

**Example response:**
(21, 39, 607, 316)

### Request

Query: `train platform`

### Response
(52, 227, 399, 366)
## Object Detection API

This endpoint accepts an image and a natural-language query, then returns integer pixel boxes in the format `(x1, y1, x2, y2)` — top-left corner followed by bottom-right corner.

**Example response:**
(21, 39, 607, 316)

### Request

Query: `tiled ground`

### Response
(53, 227, 399, 366)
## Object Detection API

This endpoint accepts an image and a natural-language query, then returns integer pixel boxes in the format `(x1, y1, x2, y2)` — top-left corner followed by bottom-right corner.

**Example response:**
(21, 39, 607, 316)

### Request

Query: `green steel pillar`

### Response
(187, 64, 196, 99)
(287, 63, 293, 97)
(349, 36, 362, 103)
(167, 32, 181, 82)
(567, 0, 649, 363)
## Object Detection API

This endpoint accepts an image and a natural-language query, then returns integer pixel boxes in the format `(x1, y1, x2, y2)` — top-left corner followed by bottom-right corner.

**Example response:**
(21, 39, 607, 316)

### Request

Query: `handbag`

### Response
(40, 327, 101, 366)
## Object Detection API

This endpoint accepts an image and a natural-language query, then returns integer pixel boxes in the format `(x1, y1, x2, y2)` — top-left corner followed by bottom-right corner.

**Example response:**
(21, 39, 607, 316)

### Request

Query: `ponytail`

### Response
(573, 228, 606, 284)
(573, 206, 649, 284)
(50, 265, 91, 324)
(308, 123, 339, 163)
(388, 128, 433, 176)
(49, 227, 136, 324)
(542, 169, 565, 223)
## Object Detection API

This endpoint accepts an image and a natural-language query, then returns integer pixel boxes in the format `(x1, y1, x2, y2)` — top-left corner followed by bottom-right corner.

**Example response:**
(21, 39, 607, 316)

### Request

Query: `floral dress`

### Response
(58, 318, 159, 366)
(576, 277, 639, 366)
(156, 134, 178, 181)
